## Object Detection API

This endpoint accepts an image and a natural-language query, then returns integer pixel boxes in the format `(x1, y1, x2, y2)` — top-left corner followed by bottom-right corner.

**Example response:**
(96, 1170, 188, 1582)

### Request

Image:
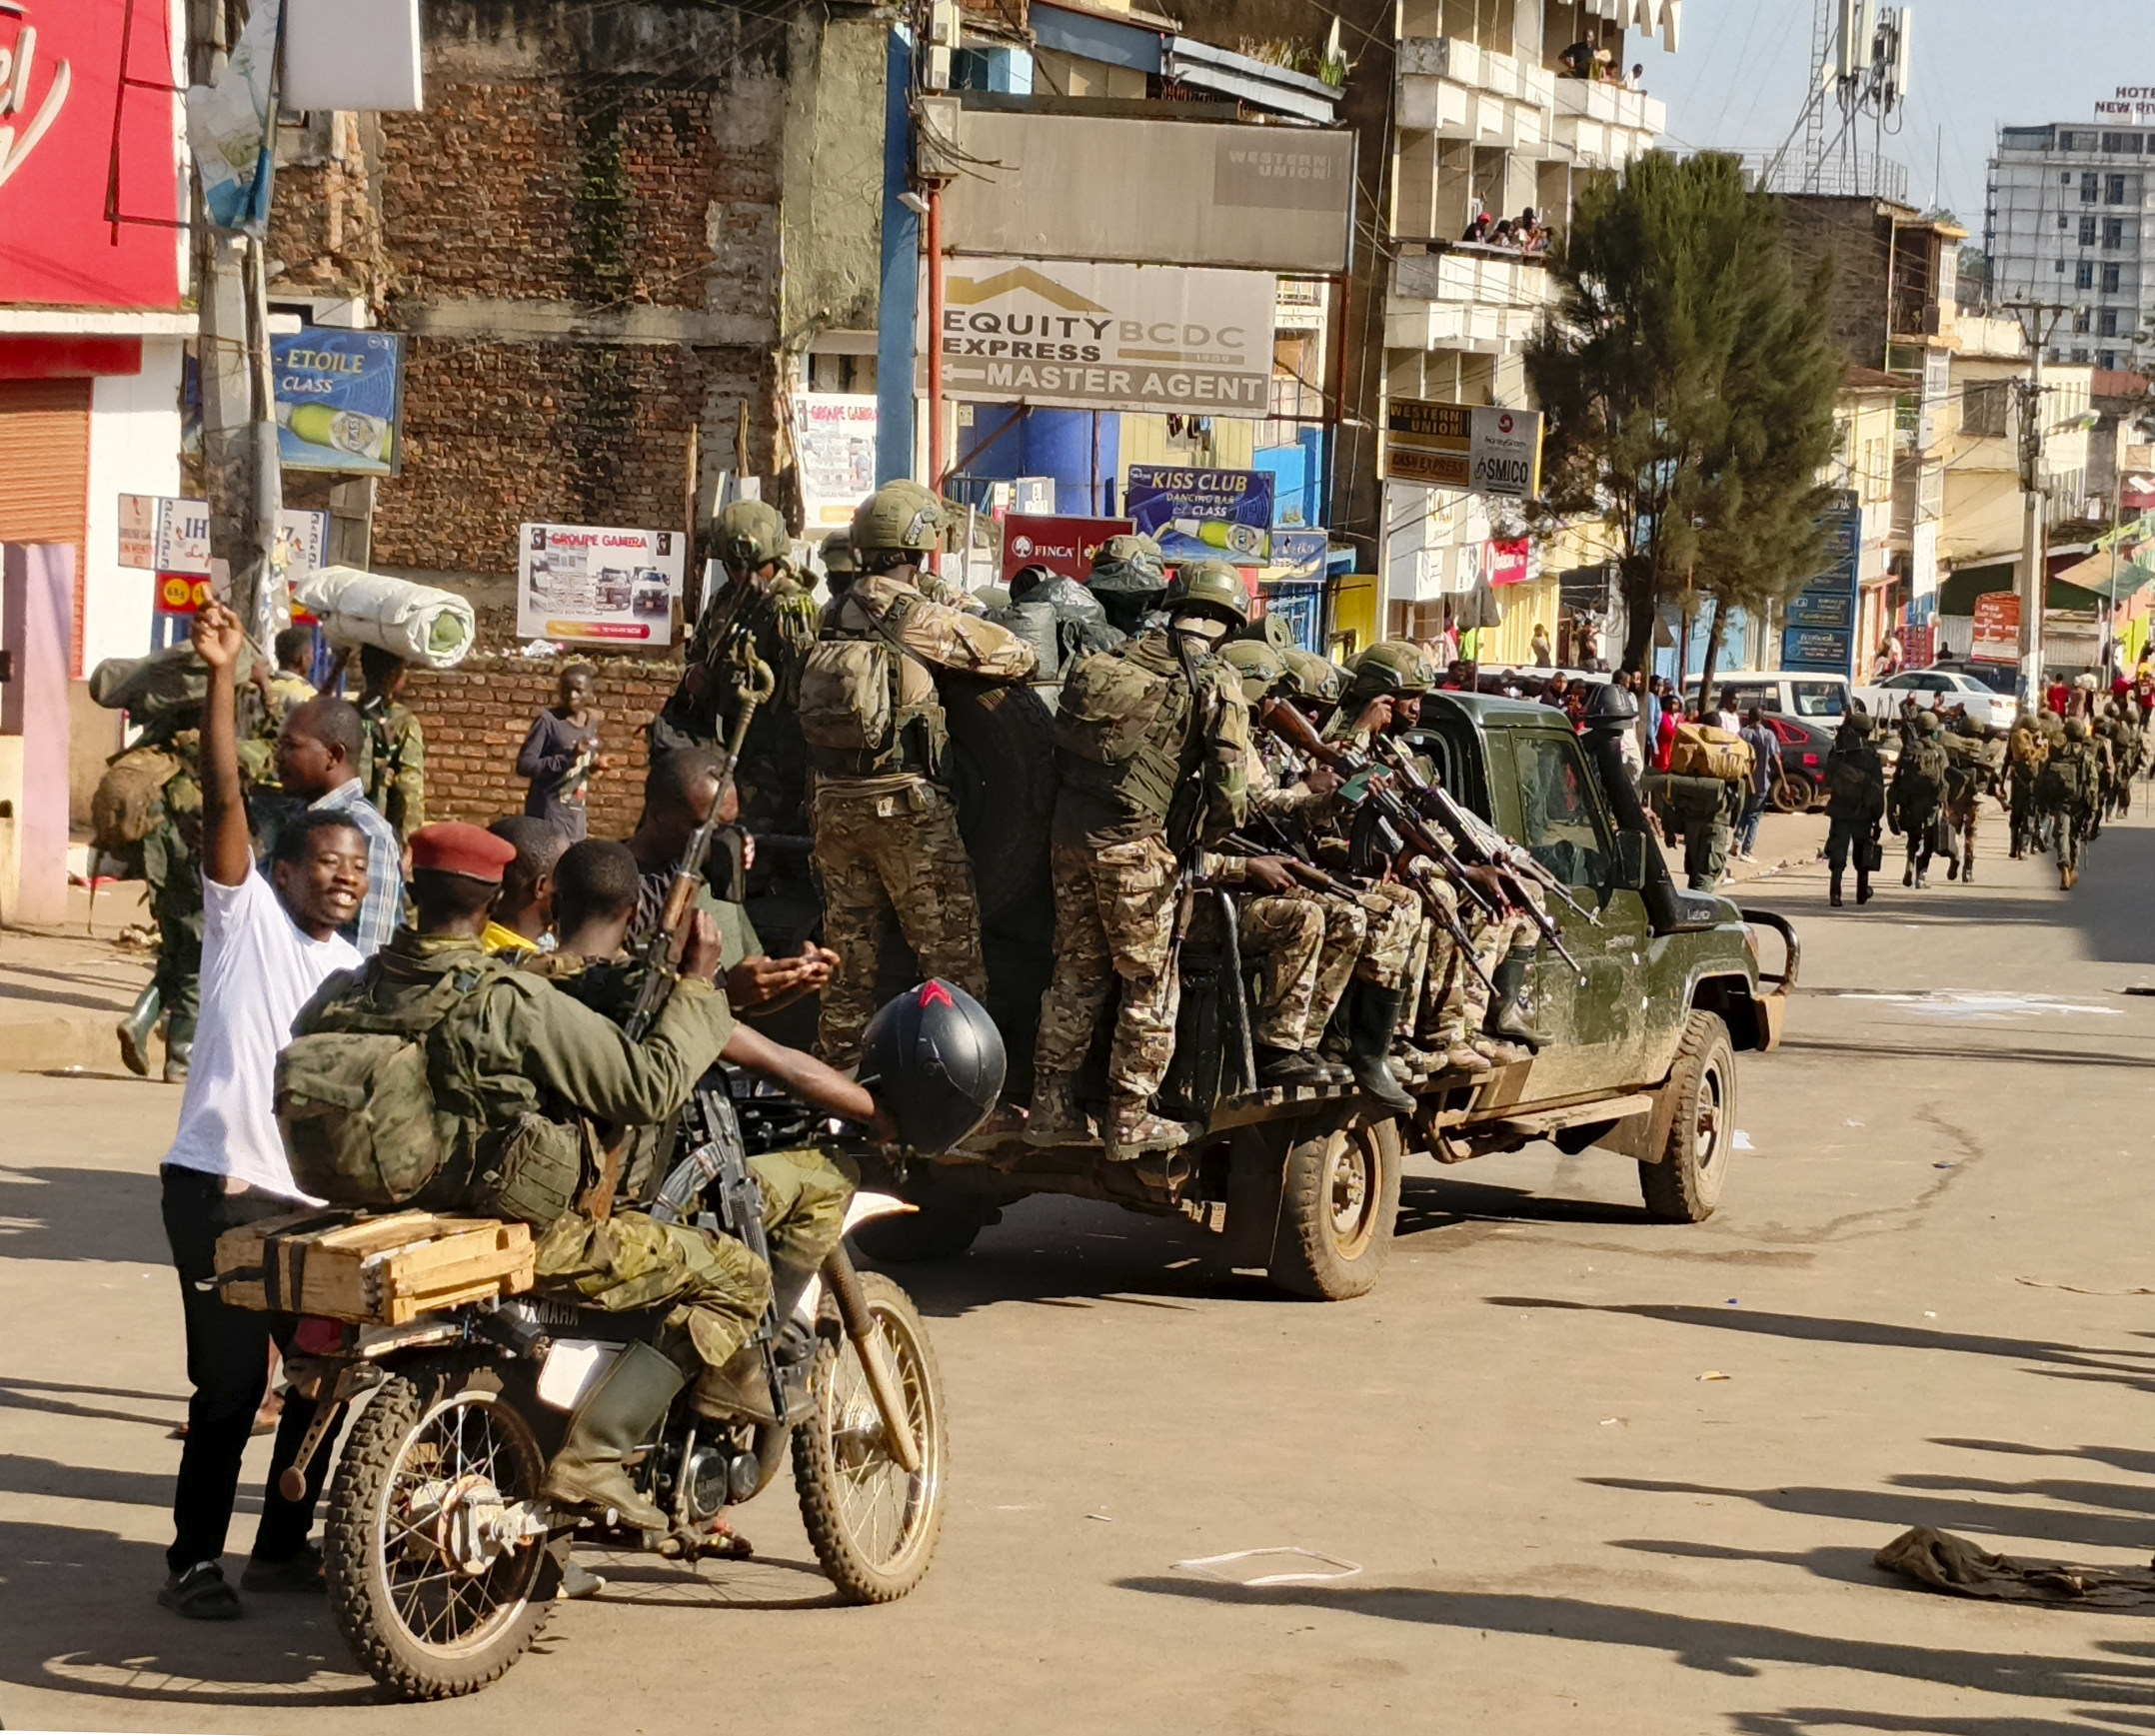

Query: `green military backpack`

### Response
(1054, 643, 1192, 825)
(2034, 750, 2089, 808)
(276, 955, 585, 1226)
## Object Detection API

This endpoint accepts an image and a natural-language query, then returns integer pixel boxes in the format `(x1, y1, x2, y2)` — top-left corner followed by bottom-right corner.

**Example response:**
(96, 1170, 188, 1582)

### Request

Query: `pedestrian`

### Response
(155, 600, 368, 1621)
(1735, 707, 1781, 860)
(484, 816, 568, 956)
(517, 662, 606, 842)
(1875, 629, 1903, 681)
(1711, 690, 1742, 735)
(273, 689, 404, 958)
(1653, 693, 1682, 772)
(1531, 622, 1554, 668)
(1576, 618, 1601, 669)
(250, 626, 317, 723)
(1822, 712, 1886, 906)
(355, 645, 425, 838)
(1540, 672, 1570, 712)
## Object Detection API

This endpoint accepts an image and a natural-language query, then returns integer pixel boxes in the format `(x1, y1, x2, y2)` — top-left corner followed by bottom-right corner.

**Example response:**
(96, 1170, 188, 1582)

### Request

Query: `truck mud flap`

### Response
(1738, 907, 1800, 1052)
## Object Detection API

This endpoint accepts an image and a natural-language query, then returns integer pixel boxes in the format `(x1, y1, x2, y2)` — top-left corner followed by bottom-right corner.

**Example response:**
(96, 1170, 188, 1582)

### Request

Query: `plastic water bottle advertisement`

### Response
(270, 327, 407, 476)
(1122, 466, 1273, 564)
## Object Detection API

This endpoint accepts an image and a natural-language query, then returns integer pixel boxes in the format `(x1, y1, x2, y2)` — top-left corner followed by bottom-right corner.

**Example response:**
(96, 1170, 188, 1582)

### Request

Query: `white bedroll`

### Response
(297, 565, 478, 669)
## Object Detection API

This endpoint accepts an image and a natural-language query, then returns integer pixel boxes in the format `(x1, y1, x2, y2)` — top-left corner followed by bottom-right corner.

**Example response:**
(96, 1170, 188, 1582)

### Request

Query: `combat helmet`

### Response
(1840, 706, 1876, 741)
(1912, 709, 1942, 736)
(1219, 639, 1287, 704)
(1161, 559, 1250, 629)
(1086, 533, 1167, 595)
(1344, 639, 1432, 699)
(716, 499, 790, 575)
(819, 533, 861, 583)
(2064, 715, 2092, 741)
(852, 480, 948, 557)
(1279, 647, 1347, 706)
(1954, 709, 1985, 737)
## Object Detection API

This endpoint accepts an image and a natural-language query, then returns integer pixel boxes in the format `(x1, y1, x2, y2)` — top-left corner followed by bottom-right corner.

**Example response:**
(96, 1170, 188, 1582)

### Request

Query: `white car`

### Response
(1854, 669, 2019, 732)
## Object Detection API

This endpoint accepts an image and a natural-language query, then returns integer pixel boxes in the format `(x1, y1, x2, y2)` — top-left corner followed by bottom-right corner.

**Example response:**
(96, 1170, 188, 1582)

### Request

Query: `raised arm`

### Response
(191, 602, 255, 887)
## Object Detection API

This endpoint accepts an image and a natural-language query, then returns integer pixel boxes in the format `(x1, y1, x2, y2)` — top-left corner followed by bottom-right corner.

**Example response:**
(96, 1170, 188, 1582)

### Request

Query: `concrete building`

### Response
(1985, 120, 2153, 372)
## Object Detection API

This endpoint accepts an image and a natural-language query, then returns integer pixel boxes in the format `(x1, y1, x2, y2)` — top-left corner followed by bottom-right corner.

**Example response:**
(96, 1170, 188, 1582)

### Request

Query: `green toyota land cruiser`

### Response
(850, 683, 1797, 1300)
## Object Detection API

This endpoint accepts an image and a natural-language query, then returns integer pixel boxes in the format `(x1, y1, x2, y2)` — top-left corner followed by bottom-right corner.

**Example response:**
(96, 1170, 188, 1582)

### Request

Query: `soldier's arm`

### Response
(508, 972, 737, 1127)
(1204, 676, 1252, 834)
(401, 716, 426, 832)
(875, 586, 1039, 682)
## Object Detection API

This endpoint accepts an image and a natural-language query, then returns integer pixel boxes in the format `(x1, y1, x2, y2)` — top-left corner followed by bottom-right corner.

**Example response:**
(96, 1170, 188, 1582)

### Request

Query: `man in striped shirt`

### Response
(274, 695, 404, 956)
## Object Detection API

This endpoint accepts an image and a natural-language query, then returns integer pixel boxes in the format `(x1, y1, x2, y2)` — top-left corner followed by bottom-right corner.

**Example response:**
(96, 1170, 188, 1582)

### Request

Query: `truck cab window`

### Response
(1511, 733, 1612, 889)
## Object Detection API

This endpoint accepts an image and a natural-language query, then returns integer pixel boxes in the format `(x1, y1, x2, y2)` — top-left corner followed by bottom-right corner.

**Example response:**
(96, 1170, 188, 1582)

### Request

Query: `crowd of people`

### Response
(1459, 203, 1552, 256)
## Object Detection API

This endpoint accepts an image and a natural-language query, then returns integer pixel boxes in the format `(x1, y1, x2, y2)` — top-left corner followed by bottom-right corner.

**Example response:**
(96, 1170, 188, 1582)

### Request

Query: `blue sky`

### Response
(1632, 0, 2155, 236)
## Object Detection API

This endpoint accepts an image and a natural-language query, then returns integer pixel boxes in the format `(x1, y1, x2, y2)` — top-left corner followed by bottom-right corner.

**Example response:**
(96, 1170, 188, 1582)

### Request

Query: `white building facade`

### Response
(1986, 120, 2152, 371)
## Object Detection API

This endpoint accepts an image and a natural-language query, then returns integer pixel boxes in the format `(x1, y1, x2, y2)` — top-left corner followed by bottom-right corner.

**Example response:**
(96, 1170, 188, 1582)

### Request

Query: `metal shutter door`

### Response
(0, 378, 92, 548)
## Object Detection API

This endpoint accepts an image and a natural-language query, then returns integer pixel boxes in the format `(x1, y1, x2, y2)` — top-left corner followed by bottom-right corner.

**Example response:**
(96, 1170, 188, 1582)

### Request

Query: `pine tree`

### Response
(1527, 153, 1844, 679)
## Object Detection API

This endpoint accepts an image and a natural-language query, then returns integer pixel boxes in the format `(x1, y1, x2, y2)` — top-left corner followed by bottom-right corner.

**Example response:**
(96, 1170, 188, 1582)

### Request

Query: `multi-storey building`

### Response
(1986, 121, 2152, 371)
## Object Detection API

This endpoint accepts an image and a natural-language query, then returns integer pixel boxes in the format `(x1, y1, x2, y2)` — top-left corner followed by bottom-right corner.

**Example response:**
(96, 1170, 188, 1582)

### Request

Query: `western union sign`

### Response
(1384, 397, 1544, 499)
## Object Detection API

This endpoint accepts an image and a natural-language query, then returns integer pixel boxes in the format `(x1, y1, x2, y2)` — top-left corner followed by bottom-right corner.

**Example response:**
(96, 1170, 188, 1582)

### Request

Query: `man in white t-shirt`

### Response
(157, 602, 369, 1621)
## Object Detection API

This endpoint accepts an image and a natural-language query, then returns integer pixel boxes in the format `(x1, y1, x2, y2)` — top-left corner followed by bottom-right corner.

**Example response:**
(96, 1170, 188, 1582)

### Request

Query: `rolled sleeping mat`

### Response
(295, 566, 477, 670)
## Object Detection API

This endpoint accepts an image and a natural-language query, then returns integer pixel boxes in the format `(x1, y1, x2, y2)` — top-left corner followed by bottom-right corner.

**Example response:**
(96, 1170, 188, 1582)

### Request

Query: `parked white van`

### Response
(1684, 670, 1854, 721)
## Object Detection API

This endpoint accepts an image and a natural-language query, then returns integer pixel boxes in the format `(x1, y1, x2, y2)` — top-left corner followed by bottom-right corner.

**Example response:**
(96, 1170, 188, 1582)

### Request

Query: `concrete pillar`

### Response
(0, 543, 75, 926)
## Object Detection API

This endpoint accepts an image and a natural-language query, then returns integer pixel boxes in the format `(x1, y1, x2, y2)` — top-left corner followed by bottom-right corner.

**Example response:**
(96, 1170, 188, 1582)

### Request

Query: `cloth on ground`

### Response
(1874, 1525, 2155, 1609)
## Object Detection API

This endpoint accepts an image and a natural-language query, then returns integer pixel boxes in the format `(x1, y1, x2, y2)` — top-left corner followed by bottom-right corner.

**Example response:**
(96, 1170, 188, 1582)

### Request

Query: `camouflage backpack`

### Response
(276, 952, 585, 1225)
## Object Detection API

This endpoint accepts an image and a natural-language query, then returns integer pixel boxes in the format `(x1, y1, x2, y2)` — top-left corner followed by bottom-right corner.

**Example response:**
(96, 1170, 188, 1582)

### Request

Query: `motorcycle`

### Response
(263, 1066, 947, 1701)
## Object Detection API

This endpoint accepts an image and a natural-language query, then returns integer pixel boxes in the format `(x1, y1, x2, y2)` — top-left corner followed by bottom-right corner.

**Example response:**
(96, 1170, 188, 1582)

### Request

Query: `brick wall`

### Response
(405, 653, 684, 838)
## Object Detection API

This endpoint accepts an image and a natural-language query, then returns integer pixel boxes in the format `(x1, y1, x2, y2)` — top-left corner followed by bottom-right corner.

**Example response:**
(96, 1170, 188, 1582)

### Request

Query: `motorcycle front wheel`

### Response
(323, 1356, 556, 1700)
(793, 1271, 948, 1602)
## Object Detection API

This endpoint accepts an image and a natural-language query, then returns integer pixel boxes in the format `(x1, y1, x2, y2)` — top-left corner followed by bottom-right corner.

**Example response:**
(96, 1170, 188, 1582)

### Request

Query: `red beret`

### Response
(408, 823, 518, 882)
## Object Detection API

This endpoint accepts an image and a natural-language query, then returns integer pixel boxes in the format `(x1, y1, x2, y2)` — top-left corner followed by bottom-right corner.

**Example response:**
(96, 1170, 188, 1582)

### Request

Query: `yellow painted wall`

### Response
(1330, 575, 1378, 657)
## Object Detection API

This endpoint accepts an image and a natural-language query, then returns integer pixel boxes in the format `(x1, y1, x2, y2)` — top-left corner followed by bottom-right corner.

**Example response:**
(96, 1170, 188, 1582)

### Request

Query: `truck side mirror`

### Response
(1613, 830, 1649, 890)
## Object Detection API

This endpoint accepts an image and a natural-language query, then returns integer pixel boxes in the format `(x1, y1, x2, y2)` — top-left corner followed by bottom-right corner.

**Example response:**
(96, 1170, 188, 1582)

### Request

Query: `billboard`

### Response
(272, 328, 407, 475)
(1383, 399, 1544, 499)
(518, 523, 686, 646)
(1970, 591, 2020, 664)
(795, 394, 878, 533)
(940, 112, 1353, 274)
(0, 0, 184, 308)
(1123, 467, 1273, 564)
(1780, 489, 1863, 677)
(928, 259, 1277, 418)
(1000, 514, 1132, 584)
(123, 496, 328, 615)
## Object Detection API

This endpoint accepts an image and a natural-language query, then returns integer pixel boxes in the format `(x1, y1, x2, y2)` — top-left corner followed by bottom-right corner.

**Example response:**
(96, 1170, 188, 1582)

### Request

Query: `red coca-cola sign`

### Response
(0, 0, 183, 309)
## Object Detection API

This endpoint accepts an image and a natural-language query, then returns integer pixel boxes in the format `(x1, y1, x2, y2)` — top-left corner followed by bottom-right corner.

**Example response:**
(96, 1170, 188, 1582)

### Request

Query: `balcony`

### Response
(1385, 246, 1556, 355)
(1396, 37, 1554, 154)
(1548, 76, 1666, 172)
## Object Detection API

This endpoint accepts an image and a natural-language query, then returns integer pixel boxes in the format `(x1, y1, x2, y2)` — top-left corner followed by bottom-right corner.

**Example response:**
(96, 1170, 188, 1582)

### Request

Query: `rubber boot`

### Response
(1345, 985, 1417, 1115)
(1856, 868, 1873, 904)
(116, 983, 161, 1078)
(542, 1341, 685, 1531)
(1483, 944, 1551, 1049)
(1254, 1044, 1333, 1088)
(1829, 870, 1843, 908)
(162, 1008, 196, 1085)
(1024, 1073, 1096, 1147)
(1961, 851, 1974, 885)
(1103, 1095, 1193, 1162)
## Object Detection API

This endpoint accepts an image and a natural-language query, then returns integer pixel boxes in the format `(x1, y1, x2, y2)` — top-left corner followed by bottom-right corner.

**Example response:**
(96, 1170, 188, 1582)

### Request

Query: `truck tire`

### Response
(850, 1199, 985, 1264)
(1266, 1117, 1401, 1300)
(1638, 1010, 1736, 1223)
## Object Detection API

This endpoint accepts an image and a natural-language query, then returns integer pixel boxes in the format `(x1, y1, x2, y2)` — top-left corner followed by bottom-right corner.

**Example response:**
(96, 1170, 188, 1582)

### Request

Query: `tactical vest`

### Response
(2035, 746, 2095, 806)
(798, 588, 949, 779)
(1054, 640, 1195, 828)
(276, 949, 586, 1227)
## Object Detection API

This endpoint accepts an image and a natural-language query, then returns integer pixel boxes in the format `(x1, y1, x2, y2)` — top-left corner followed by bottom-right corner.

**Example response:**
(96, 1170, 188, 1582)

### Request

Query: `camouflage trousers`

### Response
(1397, 867, 1464, 1040)
(812, 781, 988, 1067)
(1425, 884, 1541, 1039)
(2008, 772, 2041, 855)
(1036, 836, 1181, 1100)
(1944, 792, 1981, 866)
(533, 1208, 772, 1375)
(1237, 891, 1353, 1050)
(1355, 880, 1423, 991)
(751, 1146, 858, 1279)
(2052, 800, 2092, 874)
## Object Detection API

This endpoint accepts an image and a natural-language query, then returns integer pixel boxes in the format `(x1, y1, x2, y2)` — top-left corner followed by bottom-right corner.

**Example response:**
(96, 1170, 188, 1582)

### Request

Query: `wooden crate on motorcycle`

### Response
(214, 1209, 536, 1326)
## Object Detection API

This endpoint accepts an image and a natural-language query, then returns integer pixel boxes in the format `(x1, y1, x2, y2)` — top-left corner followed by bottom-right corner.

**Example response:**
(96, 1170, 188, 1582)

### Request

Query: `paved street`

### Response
(2, 810, 2152, 1736)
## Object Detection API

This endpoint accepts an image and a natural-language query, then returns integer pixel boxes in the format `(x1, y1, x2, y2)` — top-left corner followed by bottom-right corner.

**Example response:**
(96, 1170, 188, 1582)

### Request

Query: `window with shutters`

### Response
(2108, 174, 2131, 204)
(1961, 382, 2011, 439)
(2105, 217, 2127, 248)
(2101, 307, 2121, 336)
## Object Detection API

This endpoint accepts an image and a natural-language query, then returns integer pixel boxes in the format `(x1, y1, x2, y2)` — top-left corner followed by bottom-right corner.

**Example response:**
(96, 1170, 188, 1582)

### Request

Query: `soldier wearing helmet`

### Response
(1027, 559, 1264, 1159)
(2004, 707, 2049, 861)
(1084, 534, 1170, 637)
(799, 481, 1038, 1067)
(654, 498, 820, 836)
(2039, 713, 2102, 888)
(1278, 647, 1348, 712)
(1325, 641, 1433, 750)
(1888, 706, 1952, 889)
(1939, 707, 2002, 884)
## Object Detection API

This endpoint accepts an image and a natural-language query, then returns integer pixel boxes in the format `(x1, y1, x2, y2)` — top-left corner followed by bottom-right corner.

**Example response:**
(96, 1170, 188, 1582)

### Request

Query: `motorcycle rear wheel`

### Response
(324, 1357, 555, 1700)
(793, 1272, 948, 1603)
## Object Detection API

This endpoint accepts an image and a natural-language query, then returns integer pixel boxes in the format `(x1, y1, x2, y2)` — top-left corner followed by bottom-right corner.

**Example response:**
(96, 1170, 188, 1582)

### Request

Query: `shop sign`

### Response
(1780, 490, 1863, 676)
(1383, 398, 1544, 499)
(1970, 591, 2021, 664)
(926, 259, 1277, 417)
(125, 496, 328, 614)
(1123, 467, 1272, 563)
(518, 523, 686, 646)
(1268, 528, 1328, 581)
(1000, 514, 1132, 584)
(272, 328, 406, 476)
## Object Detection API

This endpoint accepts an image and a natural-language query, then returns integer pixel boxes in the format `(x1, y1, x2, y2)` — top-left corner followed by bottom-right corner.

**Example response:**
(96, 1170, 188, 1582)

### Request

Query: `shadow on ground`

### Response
(0, 1164, 172, 1265)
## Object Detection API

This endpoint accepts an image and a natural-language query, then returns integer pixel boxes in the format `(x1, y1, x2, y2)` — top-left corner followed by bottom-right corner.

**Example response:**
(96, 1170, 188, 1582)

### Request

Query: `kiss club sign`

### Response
(0, 0, 183, 309)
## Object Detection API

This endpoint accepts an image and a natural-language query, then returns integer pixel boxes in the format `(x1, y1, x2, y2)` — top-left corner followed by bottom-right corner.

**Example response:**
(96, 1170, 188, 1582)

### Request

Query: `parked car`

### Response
(1927, 657, 2018, 697)
(1853, 668, 2018, 732)
(1755, 712, 1839, 811)
(1684, 670, 1853, 722)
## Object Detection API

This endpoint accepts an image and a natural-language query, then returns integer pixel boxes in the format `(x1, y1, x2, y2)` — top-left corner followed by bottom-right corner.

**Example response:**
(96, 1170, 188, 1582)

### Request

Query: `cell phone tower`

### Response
(1762, 0, 1914, 201)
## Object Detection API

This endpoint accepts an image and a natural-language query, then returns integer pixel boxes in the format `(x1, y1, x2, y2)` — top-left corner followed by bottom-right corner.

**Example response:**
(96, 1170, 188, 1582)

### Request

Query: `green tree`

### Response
(1527, 153, 1844, 678)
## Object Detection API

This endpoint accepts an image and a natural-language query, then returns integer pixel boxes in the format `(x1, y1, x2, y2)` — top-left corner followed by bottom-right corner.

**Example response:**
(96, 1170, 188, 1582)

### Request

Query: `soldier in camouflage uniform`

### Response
(655, 499, 821, 834)
(1888, 709, 1951, 888)
(1082, 533, 1170, 638)
(1939, 712, 2000, 883)
(2039, 715, 2103, 889)
(1027, 563, 1251, 1157)
(355, 645, 426, 838)
(802, 482, 1037, 1067)
(2004, 712, 2048, 859)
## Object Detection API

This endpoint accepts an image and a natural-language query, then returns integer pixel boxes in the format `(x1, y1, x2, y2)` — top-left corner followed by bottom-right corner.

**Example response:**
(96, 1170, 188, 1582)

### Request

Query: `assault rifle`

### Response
(1256, 698, 1585, 982)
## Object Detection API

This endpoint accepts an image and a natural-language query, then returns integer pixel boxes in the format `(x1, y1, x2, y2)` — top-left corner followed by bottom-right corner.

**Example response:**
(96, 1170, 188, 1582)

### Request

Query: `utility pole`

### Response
(2006, 302, 2069, 708)
(187, 0, 282, 644)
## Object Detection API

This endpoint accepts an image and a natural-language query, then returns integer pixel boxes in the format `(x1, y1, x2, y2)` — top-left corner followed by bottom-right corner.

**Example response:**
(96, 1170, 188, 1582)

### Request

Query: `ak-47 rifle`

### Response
(1255, 700, 1516, 989)
(582, 639, 779, 1220)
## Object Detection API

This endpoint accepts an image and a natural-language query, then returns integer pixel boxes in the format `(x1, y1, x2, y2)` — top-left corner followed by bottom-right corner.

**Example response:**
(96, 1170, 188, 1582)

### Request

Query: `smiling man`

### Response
(156, 602, 369, 1622)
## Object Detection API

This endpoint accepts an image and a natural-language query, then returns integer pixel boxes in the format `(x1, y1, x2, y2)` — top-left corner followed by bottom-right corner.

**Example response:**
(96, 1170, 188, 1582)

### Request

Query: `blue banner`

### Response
(1781, 492, 1863, 677)
(1123, 466, 1273, 563)
(271, 328, 406, 476)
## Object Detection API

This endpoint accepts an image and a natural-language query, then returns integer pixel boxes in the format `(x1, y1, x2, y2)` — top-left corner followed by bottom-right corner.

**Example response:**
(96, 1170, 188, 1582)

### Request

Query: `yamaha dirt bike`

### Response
(283, 1068, 946, 1701)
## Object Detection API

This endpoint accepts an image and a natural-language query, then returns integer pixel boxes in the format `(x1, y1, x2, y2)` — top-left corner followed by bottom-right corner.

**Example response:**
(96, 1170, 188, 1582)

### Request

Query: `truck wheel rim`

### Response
(1693, 1063, 1727, 1171)
(1326, 1129, 1380, 1260)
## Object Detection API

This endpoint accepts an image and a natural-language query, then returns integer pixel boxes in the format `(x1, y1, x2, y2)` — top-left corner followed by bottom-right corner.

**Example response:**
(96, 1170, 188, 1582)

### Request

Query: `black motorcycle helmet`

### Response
(856, 979, 1007, 1153)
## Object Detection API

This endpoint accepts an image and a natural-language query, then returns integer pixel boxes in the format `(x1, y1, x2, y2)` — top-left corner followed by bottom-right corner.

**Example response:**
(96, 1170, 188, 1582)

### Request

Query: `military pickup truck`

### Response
(833, 688, 1797, 1301)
